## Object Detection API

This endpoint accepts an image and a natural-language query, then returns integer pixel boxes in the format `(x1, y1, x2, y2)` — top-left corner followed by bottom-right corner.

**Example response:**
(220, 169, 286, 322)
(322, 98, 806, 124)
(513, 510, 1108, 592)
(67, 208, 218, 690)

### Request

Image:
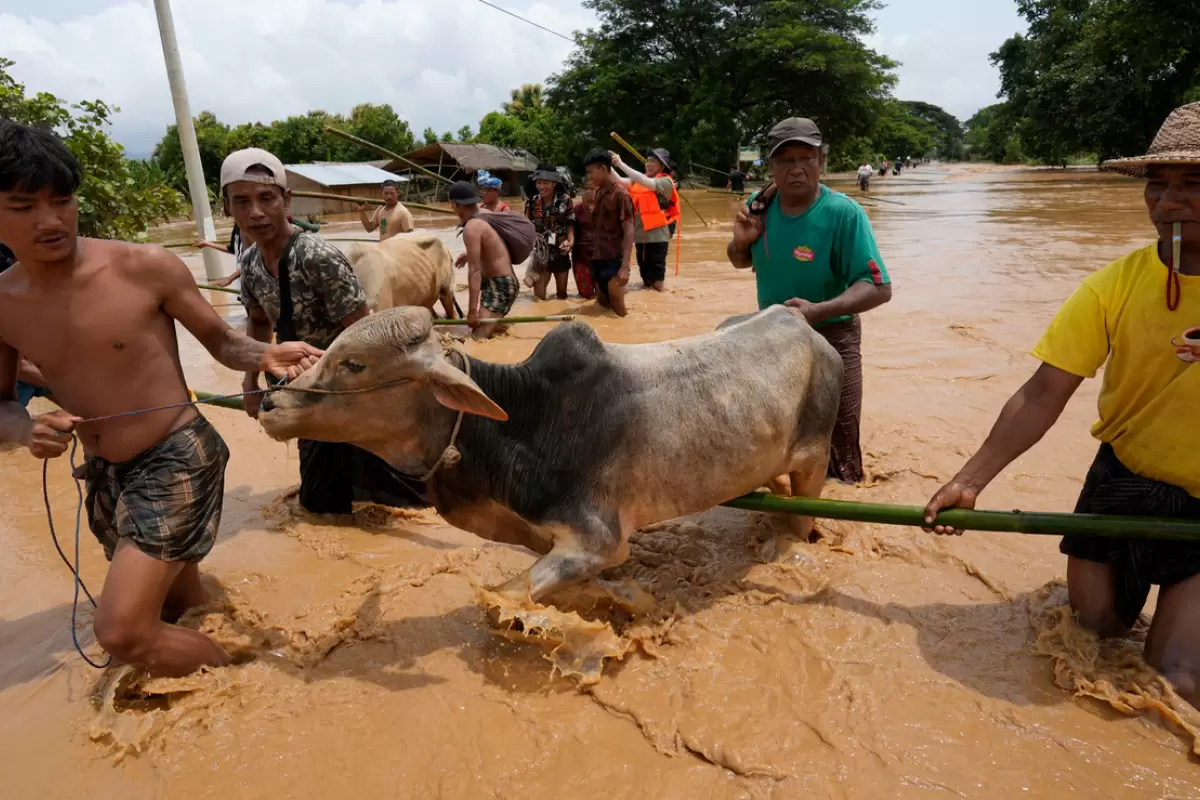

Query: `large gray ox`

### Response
(258, 306, 842, 602)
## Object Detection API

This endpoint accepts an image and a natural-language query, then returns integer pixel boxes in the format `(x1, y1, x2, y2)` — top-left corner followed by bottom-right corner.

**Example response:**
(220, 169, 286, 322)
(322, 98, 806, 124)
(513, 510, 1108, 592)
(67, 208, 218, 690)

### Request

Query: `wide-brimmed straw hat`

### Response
(1101, 102, 1200, 177)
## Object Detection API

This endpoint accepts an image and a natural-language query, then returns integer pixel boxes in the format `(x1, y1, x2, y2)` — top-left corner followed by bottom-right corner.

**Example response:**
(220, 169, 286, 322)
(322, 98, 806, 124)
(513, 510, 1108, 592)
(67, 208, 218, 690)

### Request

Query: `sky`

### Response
(0, 0, 1027, 158)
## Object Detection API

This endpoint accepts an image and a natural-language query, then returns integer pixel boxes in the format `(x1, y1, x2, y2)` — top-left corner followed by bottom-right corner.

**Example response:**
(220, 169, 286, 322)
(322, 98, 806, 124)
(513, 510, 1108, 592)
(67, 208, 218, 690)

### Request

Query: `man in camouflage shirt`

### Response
(222, 148, 427, 513)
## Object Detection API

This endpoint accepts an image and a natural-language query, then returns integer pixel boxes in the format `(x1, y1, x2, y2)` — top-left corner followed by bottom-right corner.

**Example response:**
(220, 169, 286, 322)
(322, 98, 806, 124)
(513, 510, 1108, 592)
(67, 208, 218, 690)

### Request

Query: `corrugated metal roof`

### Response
(388, 143, 541, 173)
(285, 162, 409, 187)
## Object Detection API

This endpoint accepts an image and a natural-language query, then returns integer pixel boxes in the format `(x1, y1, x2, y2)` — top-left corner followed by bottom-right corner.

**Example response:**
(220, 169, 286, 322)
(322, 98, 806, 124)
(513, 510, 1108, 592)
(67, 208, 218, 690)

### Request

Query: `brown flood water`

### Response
(3, 165, 1198, 799)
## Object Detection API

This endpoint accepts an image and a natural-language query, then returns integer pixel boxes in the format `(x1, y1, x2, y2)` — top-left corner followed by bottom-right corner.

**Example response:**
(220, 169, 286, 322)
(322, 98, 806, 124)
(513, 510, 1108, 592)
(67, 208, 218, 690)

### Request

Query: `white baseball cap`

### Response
(219, 148, 288, 191)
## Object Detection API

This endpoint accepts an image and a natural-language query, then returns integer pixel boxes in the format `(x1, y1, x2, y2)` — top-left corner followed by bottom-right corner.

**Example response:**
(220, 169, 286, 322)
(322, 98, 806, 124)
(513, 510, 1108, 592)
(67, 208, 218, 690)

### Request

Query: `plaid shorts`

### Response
(84, 416, 230, 562)
(481, 275, 520, 317)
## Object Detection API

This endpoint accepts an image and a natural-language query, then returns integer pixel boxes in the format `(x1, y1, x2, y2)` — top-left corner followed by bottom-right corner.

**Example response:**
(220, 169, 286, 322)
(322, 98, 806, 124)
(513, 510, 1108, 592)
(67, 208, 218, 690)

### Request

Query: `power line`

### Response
(470, 0, 576, 44)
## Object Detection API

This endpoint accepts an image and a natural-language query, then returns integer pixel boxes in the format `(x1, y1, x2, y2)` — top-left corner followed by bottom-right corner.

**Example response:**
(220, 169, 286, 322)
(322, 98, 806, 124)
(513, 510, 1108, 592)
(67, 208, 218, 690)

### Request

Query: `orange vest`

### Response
(663, 179, 680, 226)
(629, 181, 670, 231)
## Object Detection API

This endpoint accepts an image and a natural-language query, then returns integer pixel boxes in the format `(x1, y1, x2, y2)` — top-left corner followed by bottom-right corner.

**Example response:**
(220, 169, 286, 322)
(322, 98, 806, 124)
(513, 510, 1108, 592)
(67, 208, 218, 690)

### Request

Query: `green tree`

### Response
(456, 125, 475, 143)
(0, 58, 186, 240)
(546, 0, 896, 172)
(872, 102, 934, 162)
(476, 111, 525, 149)
(964, 103, 1019, 163)
(342, 103, 415, 159)
(422, 127, 439, 146)
(993, 0, 1200, 163)
(268, 110, 348, 164)
(898, 101, 964, 161)
(151, 110, 230, 192)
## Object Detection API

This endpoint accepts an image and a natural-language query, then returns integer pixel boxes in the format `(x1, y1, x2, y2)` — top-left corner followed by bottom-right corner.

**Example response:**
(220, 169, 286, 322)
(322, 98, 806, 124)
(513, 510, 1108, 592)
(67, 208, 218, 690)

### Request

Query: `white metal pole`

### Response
(152, 0, 226, 281)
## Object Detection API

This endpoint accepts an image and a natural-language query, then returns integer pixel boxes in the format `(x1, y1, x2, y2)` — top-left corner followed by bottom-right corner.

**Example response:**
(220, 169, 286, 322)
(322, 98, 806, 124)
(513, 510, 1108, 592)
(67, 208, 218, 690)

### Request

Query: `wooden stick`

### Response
(852, 193, 907, 206)
(291, 190, 456, 216)
(707, 188, 746, 196)
(723, 492, 1200, 541)
(198, 283, 239, 294)
(694, 163, 731, 177)
(609, 132, 712, 227)
(322, 126, 453, 185)
(432, 315, 576, 326)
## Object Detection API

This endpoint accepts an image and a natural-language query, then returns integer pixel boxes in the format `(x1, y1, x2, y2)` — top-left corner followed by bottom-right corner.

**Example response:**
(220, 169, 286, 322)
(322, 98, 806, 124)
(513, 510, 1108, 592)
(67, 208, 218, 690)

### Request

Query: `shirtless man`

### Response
(358, 180, 414, 241)
(0, 120, 321, 678)
(450, 181, 519, 339)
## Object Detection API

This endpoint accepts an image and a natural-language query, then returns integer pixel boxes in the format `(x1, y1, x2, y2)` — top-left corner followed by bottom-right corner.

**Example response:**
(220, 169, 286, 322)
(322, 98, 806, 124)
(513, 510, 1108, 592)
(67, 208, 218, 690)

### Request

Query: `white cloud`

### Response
(0, 0, 596, 155)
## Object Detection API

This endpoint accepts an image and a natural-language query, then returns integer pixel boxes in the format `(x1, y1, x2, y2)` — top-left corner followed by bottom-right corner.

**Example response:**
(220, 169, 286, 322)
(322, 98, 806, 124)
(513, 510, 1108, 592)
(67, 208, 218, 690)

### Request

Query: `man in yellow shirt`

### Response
(358, 179, 413, 241)
(924, 102, 1200, 707)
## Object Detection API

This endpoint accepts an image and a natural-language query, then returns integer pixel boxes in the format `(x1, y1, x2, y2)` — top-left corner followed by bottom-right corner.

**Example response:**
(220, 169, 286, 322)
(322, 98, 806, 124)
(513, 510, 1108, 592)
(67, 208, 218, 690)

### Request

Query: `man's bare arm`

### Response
(805, 281, 892, 326)
(151, 247, 272, 371)
(360, 206, 378, 233)
(243, 305, 274, 389)
(0, 342, 33, 446)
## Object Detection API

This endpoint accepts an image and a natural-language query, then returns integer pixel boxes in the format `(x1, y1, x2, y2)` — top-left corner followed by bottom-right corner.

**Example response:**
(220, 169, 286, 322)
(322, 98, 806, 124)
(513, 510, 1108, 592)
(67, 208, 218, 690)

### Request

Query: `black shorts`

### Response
(546, 252, 572, 274)
(589, 258, 623, 302)
(636, 242, 669, 284)
(299, 440, 429, 515)
(1060, 443, 1200, 628)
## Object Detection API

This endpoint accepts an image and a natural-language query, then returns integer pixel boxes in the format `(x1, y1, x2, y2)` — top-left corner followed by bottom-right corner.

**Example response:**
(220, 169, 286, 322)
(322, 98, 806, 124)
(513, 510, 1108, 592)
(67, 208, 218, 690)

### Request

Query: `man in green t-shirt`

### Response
(727, 117, 893, 483)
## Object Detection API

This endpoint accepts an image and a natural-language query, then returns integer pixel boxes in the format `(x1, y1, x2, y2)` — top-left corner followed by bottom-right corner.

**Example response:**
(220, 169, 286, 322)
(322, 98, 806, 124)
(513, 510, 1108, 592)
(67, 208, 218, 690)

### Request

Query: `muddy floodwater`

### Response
(3, 166, 1198, 799)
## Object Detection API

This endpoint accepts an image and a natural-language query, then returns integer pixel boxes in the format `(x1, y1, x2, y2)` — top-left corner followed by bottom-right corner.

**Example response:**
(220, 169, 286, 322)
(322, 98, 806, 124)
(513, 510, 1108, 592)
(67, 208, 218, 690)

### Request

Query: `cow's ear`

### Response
(425, 360, 509, 421)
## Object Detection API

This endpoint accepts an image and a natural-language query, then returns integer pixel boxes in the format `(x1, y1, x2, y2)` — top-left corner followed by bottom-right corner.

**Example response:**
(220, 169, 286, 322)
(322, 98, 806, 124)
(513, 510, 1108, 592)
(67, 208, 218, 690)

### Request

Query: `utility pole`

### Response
(152, 0, 226, 281)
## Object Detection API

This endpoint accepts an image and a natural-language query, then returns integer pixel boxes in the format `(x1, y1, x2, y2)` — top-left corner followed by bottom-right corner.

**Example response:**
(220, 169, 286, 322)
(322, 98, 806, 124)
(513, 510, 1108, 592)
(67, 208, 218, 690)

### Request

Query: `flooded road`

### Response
(2, 165, 1197, 799)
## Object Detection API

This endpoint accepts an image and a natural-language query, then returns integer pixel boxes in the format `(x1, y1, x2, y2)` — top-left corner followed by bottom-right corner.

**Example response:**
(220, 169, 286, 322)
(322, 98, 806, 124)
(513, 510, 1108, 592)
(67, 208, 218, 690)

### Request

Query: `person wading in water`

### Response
(451, 181, 527, 339)
(228, 148, 428, 515)
(358, 179, 414, 241)
(727, 117, 892, 484)
(0, 122, 321, 677)
(610, 147, 678, 292)
(924, 102, 1200, 708)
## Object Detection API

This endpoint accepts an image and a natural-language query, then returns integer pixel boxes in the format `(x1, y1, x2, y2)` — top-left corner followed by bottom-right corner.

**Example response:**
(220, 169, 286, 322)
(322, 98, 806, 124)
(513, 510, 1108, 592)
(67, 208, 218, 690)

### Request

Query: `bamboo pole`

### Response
(694, 163, 731, 177)
(323, 126, 452, 185)
(198, 283, 239, 294)
(707, 188, 746, 196)
(432, 314, 576, 326)
(851, 193, 907, 206)
(192, 390, 247, 411)
(290, 190, 456, 216)
(610, 131, 712, 226)
(723, 492, 1200, 541)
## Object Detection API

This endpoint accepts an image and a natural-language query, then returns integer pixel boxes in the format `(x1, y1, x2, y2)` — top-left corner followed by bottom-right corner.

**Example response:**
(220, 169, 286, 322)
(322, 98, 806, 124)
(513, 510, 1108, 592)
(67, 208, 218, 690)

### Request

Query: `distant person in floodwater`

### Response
(572, 179, 597, 299)
(524, 168, 575, 300)
(451, 181, 523, 339)
(0, 123, 321, 678)
(476, 171, 510, 213)
(728, 168, 748, 194)
(582, 148, 634, 317)
(925, 101, 1200, 709)
(359, 179, 413, 241)
(610, 147, 678, 292)
(857, 163, 872, 192)
(727, 116, 892, 483)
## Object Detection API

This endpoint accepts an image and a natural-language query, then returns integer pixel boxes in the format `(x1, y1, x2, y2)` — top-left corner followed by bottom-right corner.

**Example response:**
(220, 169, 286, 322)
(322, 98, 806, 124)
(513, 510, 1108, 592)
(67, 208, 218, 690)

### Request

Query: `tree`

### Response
(0, 58, 186, 240)
(546, 0, 896, 173)
(899, 101, 964, 161)
(872, 102, 934, 162)
(422, 127, 439, 146)
(992, 0, 1200, 163)
(964, 103, 1019, 164)
(151, 110, 230, 192)
(268, 110, 347, 164)
(342, 103, 415, 159)
(456, 125, 475, 143)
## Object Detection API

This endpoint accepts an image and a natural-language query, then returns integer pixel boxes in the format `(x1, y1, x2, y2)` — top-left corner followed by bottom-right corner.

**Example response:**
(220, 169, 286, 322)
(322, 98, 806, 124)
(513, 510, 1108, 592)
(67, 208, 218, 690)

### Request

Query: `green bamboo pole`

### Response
(707, 188, 746, 196)
(327, 237, 385, 243)
(291, 189, 456, 216)
(723, 492, 1200, 541)
(198, 283, 239, 294)
(694, 163, 731, 177)
(851, 193, 906, 206)
(610, 131, 711, 226)
(192, 390, 246, 411)
(323, 126, 453, 185)
(432, 314, 576, 326)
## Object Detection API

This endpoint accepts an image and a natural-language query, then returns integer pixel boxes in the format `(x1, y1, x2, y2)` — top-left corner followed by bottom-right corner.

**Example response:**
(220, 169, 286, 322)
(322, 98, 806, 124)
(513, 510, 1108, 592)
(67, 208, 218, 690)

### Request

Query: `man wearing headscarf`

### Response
(476, 171, 510, 213)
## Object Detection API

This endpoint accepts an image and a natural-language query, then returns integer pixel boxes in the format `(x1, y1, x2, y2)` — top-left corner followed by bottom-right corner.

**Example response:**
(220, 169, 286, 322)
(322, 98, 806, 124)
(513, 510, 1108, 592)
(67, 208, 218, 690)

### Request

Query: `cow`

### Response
(345, 236, 458, 319)
(257, 305, 842, 603)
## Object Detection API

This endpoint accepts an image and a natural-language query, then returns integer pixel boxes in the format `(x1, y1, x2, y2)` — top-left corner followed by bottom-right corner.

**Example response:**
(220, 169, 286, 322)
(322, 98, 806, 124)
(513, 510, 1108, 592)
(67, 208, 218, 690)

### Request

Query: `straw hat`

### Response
(1101, 102, 1200, 177)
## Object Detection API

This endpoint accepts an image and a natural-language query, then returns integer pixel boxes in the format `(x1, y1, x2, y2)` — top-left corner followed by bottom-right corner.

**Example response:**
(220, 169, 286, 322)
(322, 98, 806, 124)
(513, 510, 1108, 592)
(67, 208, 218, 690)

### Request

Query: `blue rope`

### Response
(42, 437, 110, 669)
